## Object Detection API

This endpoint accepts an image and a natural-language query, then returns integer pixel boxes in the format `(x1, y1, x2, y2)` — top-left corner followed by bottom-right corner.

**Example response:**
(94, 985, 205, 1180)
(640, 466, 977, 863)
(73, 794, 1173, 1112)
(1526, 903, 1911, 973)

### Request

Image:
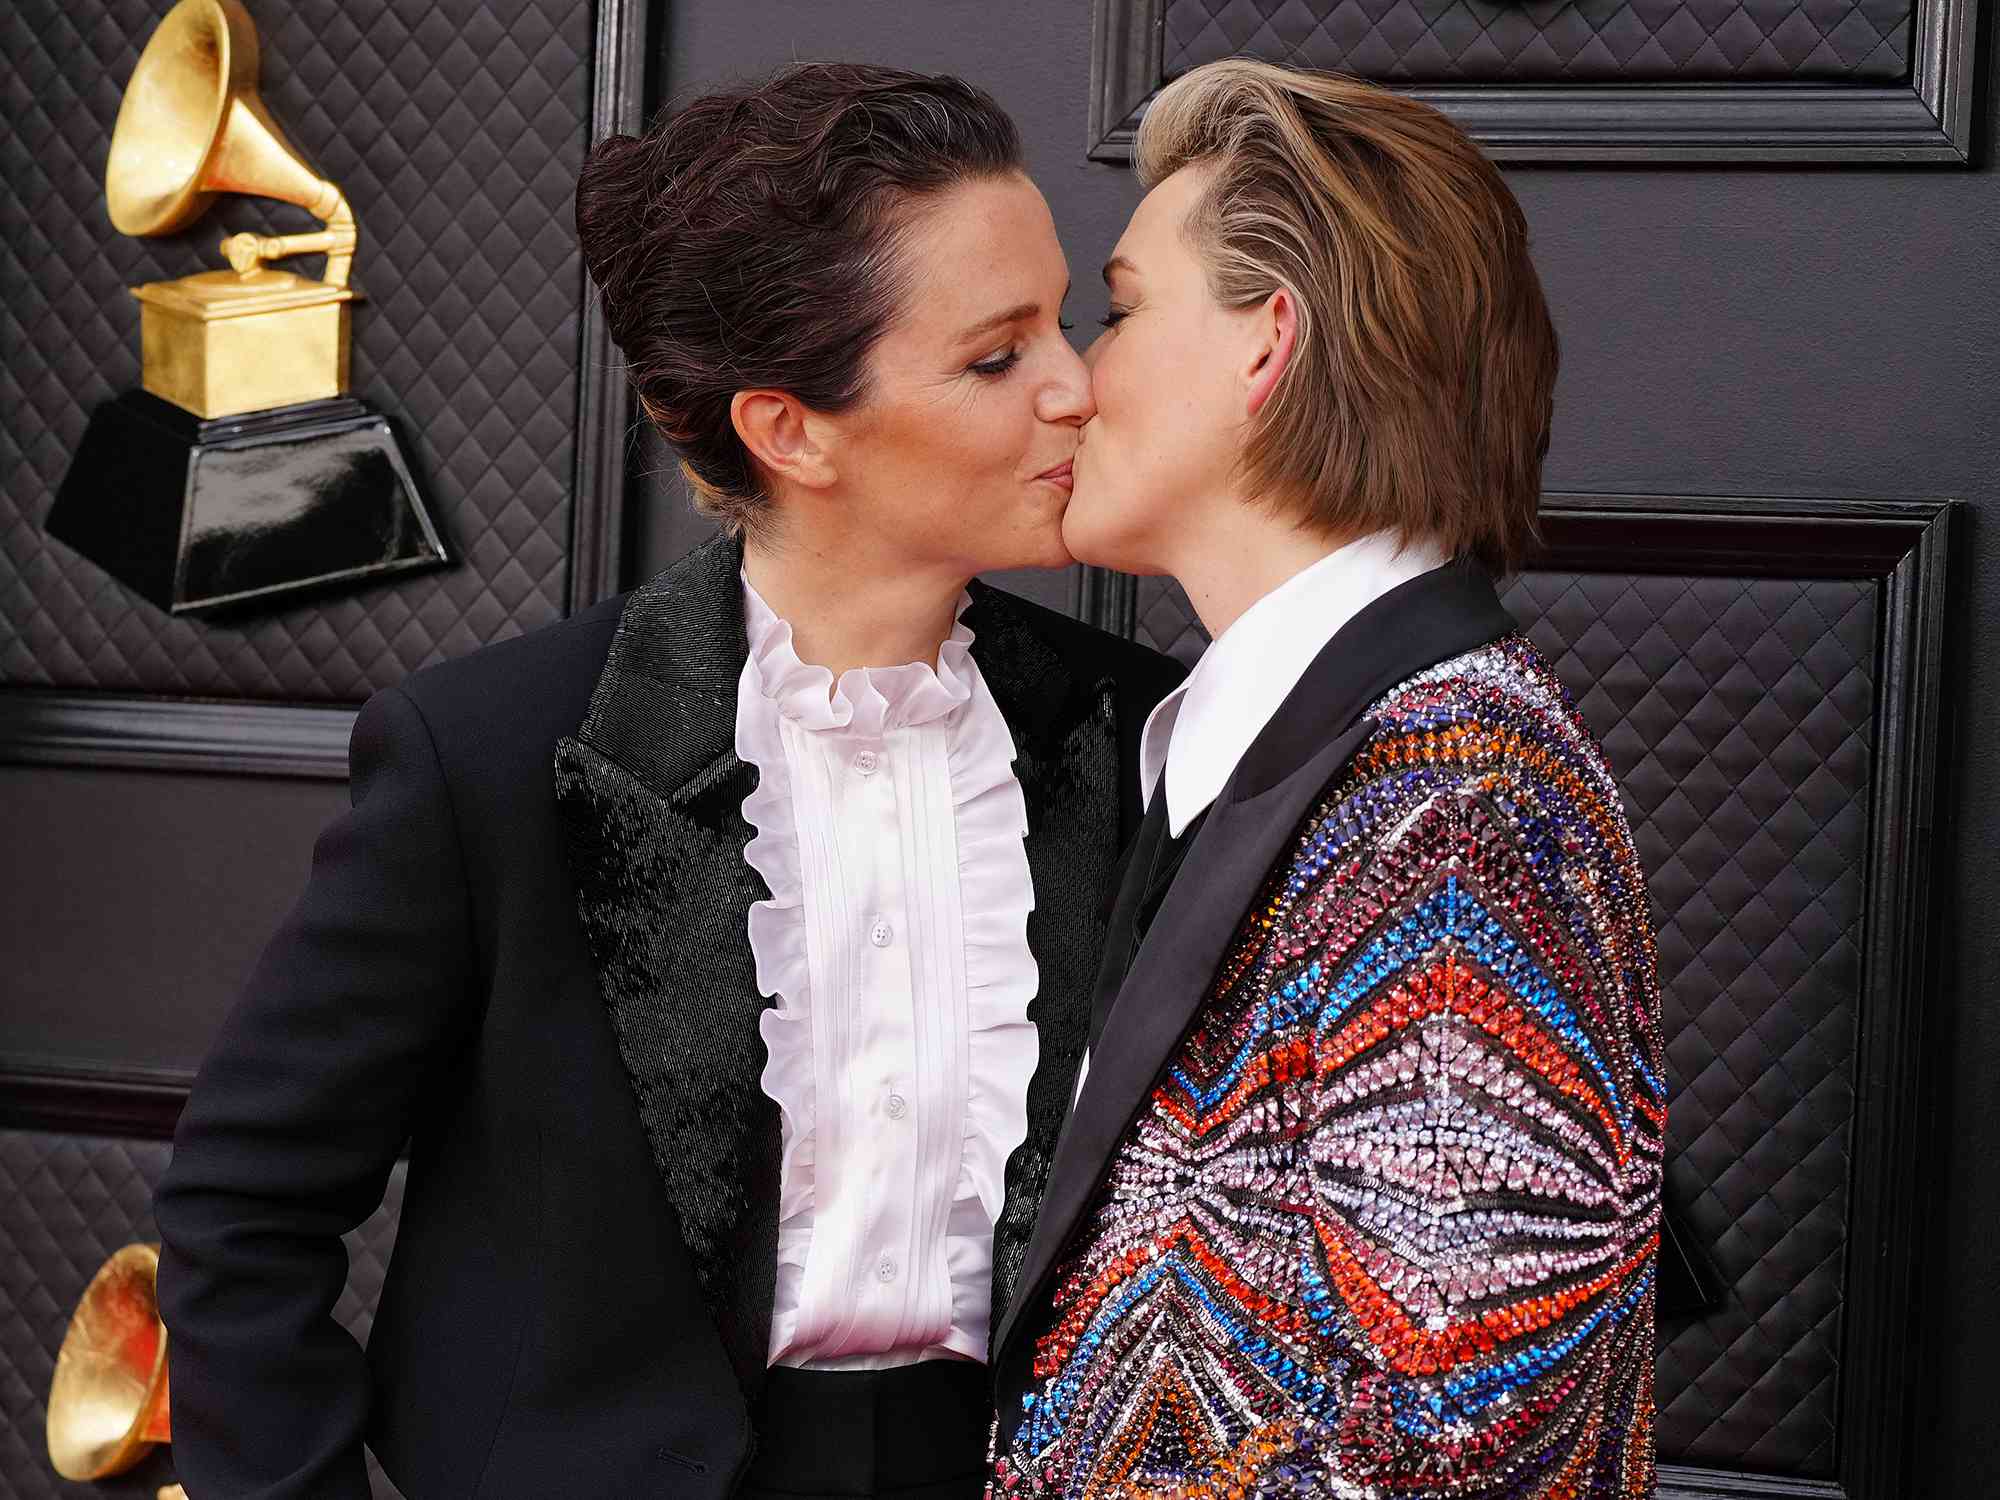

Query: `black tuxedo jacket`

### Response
(153, 535, 1181, 1500)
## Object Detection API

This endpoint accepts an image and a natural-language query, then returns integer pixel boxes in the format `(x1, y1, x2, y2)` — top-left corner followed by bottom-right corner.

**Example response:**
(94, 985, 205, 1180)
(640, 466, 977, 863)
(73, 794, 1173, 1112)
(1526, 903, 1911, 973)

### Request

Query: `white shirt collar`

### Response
(1138, 530, 1451, 837)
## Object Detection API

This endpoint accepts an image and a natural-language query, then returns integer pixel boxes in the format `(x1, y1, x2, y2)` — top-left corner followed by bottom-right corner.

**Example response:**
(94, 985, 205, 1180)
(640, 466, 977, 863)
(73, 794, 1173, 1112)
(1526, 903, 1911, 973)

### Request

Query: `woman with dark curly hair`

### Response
(153, 63, 1179, 1500)
(990, 59, 1665, 1498)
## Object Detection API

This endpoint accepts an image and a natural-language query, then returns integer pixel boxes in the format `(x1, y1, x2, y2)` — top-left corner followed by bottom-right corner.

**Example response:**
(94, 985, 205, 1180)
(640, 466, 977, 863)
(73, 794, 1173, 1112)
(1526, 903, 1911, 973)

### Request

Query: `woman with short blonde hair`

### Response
(990, 59, 1663, 1499)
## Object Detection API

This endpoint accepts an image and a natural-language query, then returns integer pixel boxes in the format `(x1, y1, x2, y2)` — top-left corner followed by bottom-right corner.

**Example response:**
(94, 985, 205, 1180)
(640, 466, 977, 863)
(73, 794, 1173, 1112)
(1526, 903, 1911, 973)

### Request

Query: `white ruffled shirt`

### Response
(733, 573, 1039, 1369)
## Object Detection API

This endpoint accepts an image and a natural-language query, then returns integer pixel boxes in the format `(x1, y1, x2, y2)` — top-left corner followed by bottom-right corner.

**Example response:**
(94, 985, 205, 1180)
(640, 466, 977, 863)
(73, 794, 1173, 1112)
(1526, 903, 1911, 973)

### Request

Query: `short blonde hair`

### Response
(1135, 60, 1556, 574)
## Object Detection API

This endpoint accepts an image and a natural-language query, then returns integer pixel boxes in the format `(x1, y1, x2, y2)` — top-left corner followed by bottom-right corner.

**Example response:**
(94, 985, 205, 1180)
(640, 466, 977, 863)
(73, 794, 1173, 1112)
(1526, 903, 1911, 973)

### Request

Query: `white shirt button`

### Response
(869, 917, 893, 948)
(885, 1092, 908, 1120)
(876, 1254, 898, 1283)
(853, 749, 879, 775)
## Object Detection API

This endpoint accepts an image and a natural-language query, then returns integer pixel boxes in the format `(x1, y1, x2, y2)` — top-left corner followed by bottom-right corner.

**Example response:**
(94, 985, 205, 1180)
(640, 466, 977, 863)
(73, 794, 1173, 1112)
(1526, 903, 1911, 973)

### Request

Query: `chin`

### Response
(969, 515, 1071, 574)
(1005, 494, 1077, 570)
(1012, 527, 1076, 571)
(1060, 494, 1138, 572)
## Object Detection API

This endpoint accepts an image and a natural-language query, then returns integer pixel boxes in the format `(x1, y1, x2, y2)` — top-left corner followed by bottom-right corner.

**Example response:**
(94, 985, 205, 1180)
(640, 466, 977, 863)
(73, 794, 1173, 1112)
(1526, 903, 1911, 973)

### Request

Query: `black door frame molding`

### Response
(567, 0, 650, 614)
(1088, 0, 1982, 165)
(0, 1056, 192, 1139)
(0, 0, 651, 783)
(1088, 492, 1954, 1499)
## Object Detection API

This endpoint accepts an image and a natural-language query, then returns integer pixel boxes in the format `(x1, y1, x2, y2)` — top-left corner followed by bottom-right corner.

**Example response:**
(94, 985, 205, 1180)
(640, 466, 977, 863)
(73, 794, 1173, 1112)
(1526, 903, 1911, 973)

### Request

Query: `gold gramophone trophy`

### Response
(44, 1243, 183, 1498)
(45, 0, 448, 616)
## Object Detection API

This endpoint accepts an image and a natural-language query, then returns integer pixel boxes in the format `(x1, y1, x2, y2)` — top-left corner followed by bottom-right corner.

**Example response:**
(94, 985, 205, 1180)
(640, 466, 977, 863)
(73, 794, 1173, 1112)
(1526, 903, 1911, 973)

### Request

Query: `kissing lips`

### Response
(1035, 460, 1074, 493)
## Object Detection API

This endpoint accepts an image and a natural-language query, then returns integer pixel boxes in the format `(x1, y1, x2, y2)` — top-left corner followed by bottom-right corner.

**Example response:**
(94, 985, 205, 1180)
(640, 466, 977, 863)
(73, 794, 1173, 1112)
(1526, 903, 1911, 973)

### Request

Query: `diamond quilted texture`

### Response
(1511, 572, 1871, 1477)
(1164, 0, 1914, 84)
(0, 0, 590, 701)
(1131, 569, 1874, 1475)
(1136, 575, 1212, 668)
(0, 1130, 407, 1498)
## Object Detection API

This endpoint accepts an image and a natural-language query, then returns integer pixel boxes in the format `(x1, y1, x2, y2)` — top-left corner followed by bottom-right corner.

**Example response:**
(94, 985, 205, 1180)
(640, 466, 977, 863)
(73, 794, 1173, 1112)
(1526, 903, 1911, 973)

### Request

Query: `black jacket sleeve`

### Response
(154, 683, 478, 1500)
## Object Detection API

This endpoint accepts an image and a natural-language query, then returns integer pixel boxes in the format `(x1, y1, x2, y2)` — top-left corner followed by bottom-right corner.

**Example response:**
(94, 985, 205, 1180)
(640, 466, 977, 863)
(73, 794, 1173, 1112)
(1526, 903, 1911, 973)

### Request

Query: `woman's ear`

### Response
(1243, 287, 1299, 420)
(731, 390, 839, 490)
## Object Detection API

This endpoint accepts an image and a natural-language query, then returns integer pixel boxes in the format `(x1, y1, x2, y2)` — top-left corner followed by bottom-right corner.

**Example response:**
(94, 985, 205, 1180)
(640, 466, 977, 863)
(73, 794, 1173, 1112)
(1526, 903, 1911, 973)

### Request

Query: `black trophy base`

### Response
(46, 388, 452, 617)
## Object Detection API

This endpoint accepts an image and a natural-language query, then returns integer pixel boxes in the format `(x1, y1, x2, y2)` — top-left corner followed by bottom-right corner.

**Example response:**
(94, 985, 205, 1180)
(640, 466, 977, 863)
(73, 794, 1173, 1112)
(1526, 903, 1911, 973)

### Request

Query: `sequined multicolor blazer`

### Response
(989, 558, 1667, 1499)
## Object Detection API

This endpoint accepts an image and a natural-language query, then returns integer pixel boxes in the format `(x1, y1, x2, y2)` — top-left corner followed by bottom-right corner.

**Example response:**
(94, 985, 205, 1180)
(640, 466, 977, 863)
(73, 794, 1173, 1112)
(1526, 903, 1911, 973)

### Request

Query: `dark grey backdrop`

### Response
(2, 0, 1993, 1493)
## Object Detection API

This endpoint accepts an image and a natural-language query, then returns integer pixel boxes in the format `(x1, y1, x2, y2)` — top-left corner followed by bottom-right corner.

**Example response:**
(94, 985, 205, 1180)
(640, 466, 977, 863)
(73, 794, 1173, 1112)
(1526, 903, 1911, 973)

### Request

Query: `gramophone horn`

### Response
(45, 1243, 173, 1481)
(106, 0, 355, 285)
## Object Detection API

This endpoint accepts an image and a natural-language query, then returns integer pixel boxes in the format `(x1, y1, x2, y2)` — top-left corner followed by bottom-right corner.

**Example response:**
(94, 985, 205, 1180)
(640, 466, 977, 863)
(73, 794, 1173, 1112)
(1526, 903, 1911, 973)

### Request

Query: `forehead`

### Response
(1115, 162, 1214, 264)
(897, 172, 1062, 314)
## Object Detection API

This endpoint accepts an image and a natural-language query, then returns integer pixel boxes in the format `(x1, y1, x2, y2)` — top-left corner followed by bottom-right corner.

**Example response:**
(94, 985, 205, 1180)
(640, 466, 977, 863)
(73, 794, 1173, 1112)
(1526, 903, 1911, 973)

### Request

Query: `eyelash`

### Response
(969, 318, 1076, 379)
(1099, 309, 1129, 329)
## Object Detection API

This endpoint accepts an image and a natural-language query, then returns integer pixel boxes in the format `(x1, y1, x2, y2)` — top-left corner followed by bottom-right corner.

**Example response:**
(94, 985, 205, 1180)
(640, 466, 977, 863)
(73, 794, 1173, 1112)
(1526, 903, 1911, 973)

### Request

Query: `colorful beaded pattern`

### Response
(991, 637, 1666, 1498)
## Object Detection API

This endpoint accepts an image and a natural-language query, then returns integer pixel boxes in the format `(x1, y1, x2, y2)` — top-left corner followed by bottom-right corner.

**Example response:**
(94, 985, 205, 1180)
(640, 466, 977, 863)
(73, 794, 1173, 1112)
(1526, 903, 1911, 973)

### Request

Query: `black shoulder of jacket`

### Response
(383, 591, 628, 762)
(974, 581, 1187, 707)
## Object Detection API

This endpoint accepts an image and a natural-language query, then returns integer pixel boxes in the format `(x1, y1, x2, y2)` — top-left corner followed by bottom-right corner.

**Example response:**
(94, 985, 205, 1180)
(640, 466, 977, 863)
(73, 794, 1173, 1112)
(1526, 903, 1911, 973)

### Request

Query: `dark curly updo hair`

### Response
(575, 62, 1024, 538)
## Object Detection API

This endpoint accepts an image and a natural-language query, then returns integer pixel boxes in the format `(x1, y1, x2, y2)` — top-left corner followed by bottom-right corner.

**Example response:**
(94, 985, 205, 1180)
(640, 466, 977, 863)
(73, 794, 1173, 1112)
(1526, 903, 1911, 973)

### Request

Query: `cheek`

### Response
(930, 384, 1033, 490)
(1069, 323, 1230, 567)
(1099, 324, 1210, 449)
(1070, 338, 1157, 555)
(1091, 331, 1210, 492)
(1089, 336, 1139, 430)
(874, 393, 1006, 502)
(871, 382, 1059, 562)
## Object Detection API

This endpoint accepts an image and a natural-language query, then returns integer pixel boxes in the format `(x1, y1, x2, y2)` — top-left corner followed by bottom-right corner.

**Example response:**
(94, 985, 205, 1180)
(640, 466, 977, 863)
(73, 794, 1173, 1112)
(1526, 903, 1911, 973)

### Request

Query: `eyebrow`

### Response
(1102, 255, 1137, 283)
(953, 280, 1073, 344)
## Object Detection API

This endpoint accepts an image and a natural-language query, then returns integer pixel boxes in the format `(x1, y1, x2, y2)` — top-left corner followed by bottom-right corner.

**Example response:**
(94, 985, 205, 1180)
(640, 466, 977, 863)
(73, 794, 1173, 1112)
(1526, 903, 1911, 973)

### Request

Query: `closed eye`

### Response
(971, 299, 1075, 377)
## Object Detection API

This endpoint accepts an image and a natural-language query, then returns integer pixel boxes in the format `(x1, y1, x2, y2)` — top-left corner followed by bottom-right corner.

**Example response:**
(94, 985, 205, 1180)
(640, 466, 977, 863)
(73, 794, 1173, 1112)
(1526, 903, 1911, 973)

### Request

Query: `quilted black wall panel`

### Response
(0, 1129, 407, 1499)
(1164, 0, 1915, 84)
(0, 0, 591, 701)
(1130, 570, 1874, 1477)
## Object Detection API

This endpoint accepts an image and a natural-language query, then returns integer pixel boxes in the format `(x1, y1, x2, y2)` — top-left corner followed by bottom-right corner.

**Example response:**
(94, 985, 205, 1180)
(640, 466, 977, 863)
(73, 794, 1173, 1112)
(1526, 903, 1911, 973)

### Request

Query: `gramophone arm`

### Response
(218, 190, 357, 286)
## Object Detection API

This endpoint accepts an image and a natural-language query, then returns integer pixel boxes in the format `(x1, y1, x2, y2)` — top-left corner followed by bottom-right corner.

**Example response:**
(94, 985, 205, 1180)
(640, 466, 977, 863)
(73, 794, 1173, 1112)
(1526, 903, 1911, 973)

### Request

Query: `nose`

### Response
(1038, 336, 1097, 426)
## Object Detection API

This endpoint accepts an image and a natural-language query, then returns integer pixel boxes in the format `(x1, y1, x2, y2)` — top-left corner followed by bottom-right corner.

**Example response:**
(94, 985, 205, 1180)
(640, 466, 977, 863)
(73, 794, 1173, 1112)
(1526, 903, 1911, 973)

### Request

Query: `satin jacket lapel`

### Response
(551, 534, 782, 1395)
(1136, 804, 1206, 934)
(1085, 794, 1170, 1056)
(995, 558, 1519, 1369)
(964, 581, 1124, 1353)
